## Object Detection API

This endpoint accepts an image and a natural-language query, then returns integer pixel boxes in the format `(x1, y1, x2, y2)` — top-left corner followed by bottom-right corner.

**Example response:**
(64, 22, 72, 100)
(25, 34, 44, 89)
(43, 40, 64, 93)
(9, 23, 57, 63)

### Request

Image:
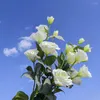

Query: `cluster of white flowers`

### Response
(24, 16, 92, 88)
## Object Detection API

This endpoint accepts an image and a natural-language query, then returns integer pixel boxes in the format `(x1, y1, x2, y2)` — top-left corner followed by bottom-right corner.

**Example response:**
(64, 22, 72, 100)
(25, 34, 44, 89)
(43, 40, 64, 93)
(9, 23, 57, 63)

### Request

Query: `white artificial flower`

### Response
(47, 16, 54, 24)
(39, 41, 60, 55)
(75, 49, 88, 63)
(72, 77, 82, 85)
(24, 49, 40, 62)
(78, 65, 92, 78)
(66, 44, 74, 54)
(30, 31, 47, 43)
(36, 25, 48, 33)
(84, 44, 91, 52)
(53, 69, 73, 87)
(67, 52, 76, 64)
(78, 38, 85, 44)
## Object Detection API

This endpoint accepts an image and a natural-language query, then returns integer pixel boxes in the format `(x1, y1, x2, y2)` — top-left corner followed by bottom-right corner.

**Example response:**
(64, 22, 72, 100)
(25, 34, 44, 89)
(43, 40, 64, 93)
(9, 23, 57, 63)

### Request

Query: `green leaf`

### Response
(21, 72, 34, 80)
(34, 63, 45, 90)
(12, 91, 29, 100)
(46, 94, 56, 100)
(39, 78, 52, 95)
(53, 88, 64, 94)
(44, 56, 56, 66)
(26, 66, 33, 72)
(36, 42, 44, 59)
(30, 85, 38, 100)
(21, 66, 35, 80)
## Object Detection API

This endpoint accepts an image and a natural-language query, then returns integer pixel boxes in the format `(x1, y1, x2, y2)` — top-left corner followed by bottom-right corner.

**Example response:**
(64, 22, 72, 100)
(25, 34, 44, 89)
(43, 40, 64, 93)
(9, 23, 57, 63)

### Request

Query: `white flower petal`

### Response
(24, 49, 39, 62)
(36, 25, 48, 33)
(39, 41, 60, 55)
(53, 69, 73, 87)
(30, 31, 47, 43)
(67, 52, 76, 64)
(79, 65, 92, 78)
(75, 49, 88, 63)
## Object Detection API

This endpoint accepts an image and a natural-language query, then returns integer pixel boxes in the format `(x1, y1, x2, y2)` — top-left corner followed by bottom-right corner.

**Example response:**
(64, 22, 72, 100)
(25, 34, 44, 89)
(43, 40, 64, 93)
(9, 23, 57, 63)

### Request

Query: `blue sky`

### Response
(0, 0, 100, 100)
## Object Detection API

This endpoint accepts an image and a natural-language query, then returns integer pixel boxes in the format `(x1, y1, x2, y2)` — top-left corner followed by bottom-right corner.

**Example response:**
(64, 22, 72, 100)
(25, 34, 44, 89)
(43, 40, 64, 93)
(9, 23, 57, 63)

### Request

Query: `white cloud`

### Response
(18, 40, 32, 51)
(20, 36, 32, 41)
(3, 47, 18, 56)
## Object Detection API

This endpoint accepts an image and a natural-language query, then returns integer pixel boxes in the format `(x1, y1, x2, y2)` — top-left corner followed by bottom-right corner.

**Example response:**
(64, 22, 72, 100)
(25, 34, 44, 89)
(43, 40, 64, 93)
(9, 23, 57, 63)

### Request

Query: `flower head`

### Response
(47, 16, 54, 24)
(84, 44, 91, 52)
(36, 25, 48, 33)
(78, 38, 85, 44)
(65, 44, 74, 54)
(67, 52, 76, 64)
(75, 49, 88, 63)
(30, 31, 47, 43)
(78, 65, 92, 78)
(24, 49, 39, 62)
(39, 41, 60, 56)
(53, 69, 73, 87)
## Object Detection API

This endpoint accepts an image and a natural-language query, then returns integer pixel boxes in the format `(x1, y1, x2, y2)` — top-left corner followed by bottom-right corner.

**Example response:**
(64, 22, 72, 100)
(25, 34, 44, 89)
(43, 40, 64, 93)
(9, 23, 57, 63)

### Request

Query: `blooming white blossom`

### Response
(53, 69, 73, 87)
(30, 31, 47, 43)
(24, 49, 39, 62)
(78, 38, 85, 44)
(36, 25, 48, 33)
(66, 44, 74, 54)
(75, 49, 88, 63)
(39, 41, 60, 55)
(67, 49, 88, 64)
(78, 65, 92, 78)
(67, 52, 76, 64)
(84, 44, 91, 52)
(47, 16, 54, 24)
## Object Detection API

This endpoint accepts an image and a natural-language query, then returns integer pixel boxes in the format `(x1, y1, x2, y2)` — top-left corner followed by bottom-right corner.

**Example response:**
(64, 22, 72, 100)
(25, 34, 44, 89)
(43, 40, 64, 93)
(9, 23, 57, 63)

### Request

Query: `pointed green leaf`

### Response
(12, 91, 29, 100)
(44, 56, 56, 66)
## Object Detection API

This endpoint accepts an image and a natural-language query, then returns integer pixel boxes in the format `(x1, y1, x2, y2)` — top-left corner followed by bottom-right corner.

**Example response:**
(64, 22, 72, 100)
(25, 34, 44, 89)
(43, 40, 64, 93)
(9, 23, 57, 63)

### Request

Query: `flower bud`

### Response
(84, 44, 91, 52)
(47, 16, 54, 24)
(78, 38, 85, 44)
(65, 44, 73, 54)
(53, 30, 59, 37)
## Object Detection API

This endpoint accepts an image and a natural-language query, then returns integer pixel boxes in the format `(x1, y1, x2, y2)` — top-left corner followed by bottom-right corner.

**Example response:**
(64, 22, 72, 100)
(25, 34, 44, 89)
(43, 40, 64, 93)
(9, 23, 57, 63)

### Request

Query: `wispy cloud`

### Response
(3, 47, 18, 57)
(18, 40, 32, 51)
(20, 36, 32, 41)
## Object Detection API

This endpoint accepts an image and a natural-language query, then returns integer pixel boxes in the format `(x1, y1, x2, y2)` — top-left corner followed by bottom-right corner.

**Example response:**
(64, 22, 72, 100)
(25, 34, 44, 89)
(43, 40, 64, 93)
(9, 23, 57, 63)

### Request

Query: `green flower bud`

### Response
(47, 16, 54, 24)
(53, 30, 59, 37)
(84, 44, 91, 52)
(78, 38, 85, 44)
(65, 44, 73, 54)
